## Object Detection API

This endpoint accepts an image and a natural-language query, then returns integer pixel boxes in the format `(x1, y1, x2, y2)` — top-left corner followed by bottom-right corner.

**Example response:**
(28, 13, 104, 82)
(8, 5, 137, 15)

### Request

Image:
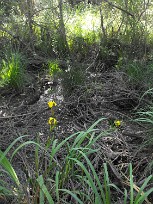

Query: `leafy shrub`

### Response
(52, 33, 69, 57)
(48, 60, 61, 77)
(96, 38, 123, 69)
(61, 64, 85, 97)
(69, 36, 88, 54)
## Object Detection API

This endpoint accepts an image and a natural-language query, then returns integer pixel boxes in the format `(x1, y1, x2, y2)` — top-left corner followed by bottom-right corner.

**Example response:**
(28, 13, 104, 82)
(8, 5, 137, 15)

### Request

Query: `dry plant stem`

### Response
(122, 175, 151, 204)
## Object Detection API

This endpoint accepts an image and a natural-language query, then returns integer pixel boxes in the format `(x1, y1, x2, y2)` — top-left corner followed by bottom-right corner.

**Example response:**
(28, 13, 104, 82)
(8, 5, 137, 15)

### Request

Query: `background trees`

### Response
(0, 0, 152, 90)
(0, 0, 152, 58)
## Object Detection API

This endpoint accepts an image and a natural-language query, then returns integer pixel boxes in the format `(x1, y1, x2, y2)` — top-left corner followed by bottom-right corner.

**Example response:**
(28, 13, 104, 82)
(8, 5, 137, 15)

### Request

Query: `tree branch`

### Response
(103, 0, 135, 18)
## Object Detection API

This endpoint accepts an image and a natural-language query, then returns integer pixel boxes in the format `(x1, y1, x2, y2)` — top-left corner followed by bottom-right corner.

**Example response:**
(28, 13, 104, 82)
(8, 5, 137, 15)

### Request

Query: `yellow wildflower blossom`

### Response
(114, 120, 121, 127)
(48, 117, 57, 125)
(48, 101, 57, 108)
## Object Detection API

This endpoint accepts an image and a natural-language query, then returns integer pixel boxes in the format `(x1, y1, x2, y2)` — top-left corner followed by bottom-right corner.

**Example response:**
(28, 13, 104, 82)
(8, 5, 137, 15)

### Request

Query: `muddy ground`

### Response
(0, 67, 153, 203)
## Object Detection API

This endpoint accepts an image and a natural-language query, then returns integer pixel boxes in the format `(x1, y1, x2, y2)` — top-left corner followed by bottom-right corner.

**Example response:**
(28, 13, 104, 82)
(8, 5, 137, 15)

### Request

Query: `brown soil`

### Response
(0, 68, 153, 203)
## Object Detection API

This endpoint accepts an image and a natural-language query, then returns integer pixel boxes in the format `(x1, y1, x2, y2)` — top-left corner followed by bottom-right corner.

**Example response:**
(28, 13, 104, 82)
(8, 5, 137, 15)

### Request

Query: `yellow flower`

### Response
(114, 120, 121, 127)
(48, 101, 57, 108)
(48, 117, 57, 125)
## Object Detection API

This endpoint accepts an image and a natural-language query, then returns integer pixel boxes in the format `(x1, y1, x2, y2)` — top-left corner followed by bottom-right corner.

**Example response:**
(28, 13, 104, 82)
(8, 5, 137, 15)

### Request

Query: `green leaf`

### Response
(134, 175, 153, 203)
(59, 189, 84, 204)
(0, 150, 20, 186)
(37, 175, 54, 204)
(129, 164, 134, 204)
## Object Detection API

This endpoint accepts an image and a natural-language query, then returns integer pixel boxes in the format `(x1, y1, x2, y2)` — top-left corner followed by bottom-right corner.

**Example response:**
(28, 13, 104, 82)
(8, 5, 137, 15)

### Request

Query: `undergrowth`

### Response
(122, 60, 153, 89)
(134, 89, 153, 146)
(0, 52, 27, 90)
(0, 118, 153, 203)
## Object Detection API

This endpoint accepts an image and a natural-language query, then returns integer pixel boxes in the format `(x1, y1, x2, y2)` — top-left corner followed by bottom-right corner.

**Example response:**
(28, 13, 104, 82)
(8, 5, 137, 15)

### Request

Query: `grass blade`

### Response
(134, 175, 153, 203)
(124, 189, 128, 204)
(0, 135, 28, 163)
(129, 164, 134, 204)
(0, 150, 20, 186)
(136, 188, 153, 204)
(55, 171, 60, 202)
(103, 163, 111, 204)
(59, 189, 84, 204)
(11, 141, 41, 161)
(37, 175, 54, 204)
(39, 187, 45, 204)
(69, 156, 102, 203)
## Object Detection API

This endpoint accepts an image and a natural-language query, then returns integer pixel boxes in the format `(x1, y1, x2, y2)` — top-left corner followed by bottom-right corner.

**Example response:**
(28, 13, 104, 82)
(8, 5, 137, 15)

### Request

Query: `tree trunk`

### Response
(26, 0, 35, 51)
(58, 0, 70, 56)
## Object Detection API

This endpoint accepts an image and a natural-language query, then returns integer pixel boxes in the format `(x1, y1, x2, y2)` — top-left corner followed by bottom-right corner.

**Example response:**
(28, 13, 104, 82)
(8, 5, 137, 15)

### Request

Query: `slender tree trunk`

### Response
(58, 0, 70, 56)
(99, 5, 106, 40)
(26, 0, 35, 51)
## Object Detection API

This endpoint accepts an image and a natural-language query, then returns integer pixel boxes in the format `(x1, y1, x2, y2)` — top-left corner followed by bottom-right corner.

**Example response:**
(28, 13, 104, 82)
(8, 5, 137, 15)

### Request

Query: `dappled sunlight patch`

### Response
(66, 7, 101, 48)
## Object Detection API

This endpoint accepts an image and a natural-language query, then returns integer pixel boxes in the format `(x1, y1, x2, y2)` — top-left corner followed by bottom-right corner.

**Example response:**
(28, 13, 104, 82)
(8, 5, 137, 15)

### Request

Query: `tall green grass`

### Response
(134, 94, 153, 146)
(0, 52, 27, 90)
(122, 60, 153, 89)
(1, 118, 153, 203)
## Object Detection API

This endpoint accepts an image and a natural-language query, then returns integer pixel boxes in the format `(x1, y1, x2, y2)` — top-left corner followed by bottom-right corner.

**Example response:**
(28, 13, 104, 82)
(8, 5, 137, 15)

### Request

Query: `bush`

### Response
(48, 60, 61, 77)
(61, 63, 86, 97)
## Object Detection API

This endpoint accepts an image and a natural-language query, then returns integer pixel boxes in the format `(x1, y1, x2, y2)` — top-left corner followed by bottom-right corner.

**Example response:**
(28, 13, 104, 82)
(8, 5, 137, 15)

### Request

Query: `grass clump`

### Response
(121, 60, 153, 89)
(134, 88, 153, 145)
(61, 63, 86, 97)
(1, 118, 153, 203)
(0, 52, 27, 90)
(125, 61, 145, 85)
